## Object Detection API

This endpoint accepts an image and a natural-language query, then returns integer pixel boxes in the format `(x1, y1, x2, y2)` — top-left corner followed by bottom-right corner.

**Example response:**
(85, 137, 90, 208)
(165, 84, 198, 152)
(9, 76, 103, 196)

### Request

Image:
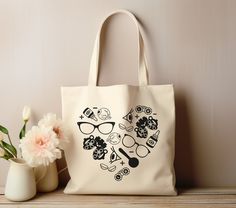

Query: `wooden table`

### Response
(1, 188, 236, 208)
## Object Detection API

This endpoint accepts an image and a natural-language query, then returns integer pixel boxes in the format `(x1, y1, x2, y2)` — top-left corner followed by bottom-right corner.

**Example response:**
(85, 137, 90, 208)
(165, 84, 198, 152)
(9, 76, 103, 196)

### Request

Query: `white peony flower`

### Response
(0, 148, 5, 157)
(19, 126, 61, 167)
(38, 113, 69, 149)
(22, 106, 31, 121)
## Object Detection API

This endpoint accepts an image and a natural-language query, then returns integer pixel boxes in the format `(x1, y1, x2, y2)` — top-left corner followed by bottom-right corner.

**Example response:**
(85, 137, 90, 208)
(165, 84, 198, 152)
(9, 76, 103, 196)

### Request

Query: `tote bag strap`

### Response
(88, 10, 149, 86)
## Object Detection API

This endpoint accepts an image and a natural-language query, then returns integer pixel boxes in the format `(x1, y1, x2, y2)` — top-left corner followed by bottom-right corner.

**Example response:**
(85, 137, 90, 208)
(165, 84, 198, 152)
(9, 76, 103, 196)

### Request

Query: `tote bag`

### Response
(62, 10, 176, 195)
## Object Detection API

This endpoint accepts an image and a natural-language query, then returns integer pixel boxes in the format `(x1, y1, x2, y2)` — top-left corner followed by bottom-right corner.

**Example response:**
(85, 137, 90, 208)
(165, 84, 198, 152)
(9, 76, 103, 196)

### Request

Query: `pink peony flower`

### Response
(38, 113, 69, 149)
(19, 126, 61, 167)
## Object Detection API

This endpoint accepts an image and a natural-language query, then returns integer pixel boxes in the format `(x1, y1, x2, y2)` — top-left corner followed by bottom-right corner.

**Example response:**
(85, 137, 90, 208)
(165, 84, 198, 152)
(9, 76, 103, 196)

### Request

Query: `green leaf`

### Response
(2, 154, 13, 160)
(2, 141, 17, 157)
(0, 145, 14, 160)
(19, 123, 26, 139)
(0, 125, 8, 135)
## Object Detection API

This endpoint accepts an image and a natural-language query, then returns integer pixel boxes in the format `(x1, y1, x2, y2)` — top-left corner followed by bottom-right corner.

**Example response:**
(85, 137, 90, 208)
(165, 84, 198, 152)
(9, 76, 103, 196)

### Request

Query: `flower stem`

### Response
(7, 133, 13, 147)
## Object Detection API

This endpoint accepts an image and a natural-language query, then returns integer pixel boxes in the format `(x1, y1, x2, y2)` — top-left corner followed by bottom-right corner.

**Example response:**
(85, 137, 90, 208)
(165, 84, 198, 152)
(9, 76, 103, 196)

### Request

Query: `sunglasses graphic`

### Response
(77, 122, 115, 135)
(122, 134, 150, 158)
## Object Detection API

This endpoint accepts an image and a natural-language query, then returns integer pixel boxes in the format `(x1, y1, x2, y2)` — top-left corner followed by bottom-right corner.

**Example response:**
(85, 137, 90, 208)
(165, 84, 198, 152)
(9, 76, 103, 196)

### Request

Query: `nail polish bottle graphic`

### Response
(83, 108, 98, 121)
(146, 130, 160, 148)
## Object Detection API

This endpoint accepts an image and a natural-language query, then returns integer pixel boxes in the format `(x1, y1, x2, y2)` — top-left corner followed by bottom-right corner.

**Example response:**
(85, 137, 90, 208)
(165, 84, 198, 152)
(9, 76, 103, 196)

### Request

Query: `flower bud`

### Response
(22, 106, 31, 121)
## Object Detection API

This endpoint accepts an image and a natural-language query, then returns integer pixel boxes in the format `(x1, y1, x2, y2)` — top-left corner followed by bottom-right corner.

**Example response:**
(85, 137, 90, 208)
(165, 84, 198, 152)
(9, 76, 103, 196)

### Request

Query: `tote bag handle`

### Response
(88, 10, 149, 86)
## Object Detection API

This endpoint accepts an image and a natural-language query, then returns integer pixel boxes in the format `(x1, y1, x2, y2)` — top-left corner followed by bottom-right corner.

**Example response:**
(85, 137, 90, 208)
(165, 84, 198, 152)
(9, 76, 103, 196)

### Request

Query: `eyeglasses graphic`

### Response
(122, 134, 150, 158)
(77, 122, 115, 135)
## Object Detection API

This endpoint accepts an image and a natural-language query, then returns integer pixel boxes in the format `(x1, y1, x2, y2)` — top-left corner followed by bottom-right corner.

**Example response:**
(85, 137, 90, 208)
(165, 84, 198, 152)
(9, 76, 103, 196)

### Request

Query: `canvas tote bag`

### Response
(62, 10, 176, 195)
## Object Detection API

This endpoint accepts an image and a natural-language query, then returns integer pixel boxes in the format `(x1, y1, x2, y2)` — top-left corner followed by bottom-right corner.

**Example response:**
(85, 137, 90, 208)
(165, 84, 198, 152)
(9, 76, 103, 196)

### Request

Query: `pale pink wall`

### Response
(0, 0, 236, 187)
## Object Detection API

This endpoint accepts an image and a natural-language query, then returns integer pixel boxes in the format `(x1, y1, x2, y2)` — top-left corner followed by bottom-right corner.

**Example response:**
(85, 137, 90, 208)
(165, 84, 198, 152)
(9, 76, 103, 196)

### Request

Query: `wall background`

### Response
(0, 0, 236, 188)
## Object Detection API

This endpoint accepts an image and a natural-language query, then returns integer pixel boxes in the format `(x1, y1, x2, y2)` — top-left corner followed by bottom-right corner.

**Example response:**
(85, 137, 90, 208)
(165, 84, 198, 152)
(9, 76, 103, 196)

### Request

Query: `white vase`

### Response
(5, 158, 36, 201)
(35, 161, 59, 192)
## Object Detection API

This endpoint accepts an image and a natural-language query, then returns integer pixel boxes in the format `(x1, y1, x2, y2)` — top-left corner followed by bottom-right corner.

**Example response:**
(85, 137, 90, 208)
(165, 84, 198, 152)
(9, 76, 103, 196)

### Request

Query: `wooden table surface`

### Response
(1, 188, 236, 208)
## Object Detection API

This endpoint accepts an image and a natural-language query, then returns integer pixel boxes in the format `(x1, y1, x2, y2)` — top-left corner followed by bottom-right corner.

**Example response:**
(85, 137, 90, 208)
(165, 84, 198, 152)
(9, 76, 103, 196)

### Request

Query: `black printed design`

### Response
(78, 104, 160, 181)
(146, 130, 160, 148)
(77, 122, 115, 135)
(95, 136, 107, 149)
(114, 167, 130, 181)
(134, 126, 148, 138)
(118, 123, 134, 132)
(122, 134, 150, 158)
(109, 146, 121, 164)
(83, 135, 108, 160)
(83, 108, 98, 121)
(83, 135, 97, 150)
(97, 108, 111, 120)
(100, 163, 116, 172)
(135, 105, 152, 115)
(136, 117, 148, 128)
(93, 148, 108, 160)
(106, 132, 121, 145)
(134, 116, 158, 138)
(118, 148, 139, 168)
(122, 109, 134, 124)
(146, 116, 158, 130)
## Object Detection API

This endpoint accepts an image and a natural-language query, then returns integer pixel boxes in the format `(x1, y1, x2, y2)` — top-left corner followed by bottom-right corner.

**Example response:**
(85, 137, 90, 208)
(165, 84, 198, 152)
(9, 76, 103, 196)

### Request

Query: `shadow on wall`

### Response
(138, 14, 196, 188)
(174, 91, 195, 188)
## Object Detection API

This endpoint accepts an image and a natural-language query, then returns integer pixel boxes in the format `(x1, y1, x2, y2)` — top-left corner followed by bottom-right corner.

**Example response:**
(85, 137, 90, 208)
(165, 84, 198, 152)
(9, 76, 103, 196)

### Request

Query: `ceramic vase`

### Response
(5, 158, 36, 201)
(35, 161, 59, 192)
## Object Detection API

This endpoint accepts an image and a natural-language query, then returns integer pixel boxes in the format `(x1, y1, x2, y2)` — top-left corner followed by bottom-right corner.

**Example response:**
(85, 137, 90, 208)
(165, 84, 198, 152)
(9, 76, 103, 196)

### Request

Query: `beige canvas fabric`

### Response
(62, 10, 176, 195)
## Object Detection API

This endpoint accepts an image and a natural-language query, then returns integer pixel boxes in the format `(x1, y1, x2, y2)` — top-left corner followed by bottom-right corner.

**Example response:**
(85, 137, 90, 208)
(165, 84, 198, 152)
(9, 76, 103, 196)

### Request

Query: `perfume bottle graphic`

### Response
(146, 130, 160, 148)
(83, 108, 98, 121)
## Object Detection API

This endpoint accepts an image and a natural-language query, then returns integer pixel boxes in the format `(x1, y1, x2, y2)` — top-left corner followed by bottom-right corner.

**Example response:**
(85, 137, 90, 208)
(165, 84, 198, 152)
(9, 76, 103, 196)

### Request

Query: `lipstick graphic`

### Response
(83, 108, 98, 121)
